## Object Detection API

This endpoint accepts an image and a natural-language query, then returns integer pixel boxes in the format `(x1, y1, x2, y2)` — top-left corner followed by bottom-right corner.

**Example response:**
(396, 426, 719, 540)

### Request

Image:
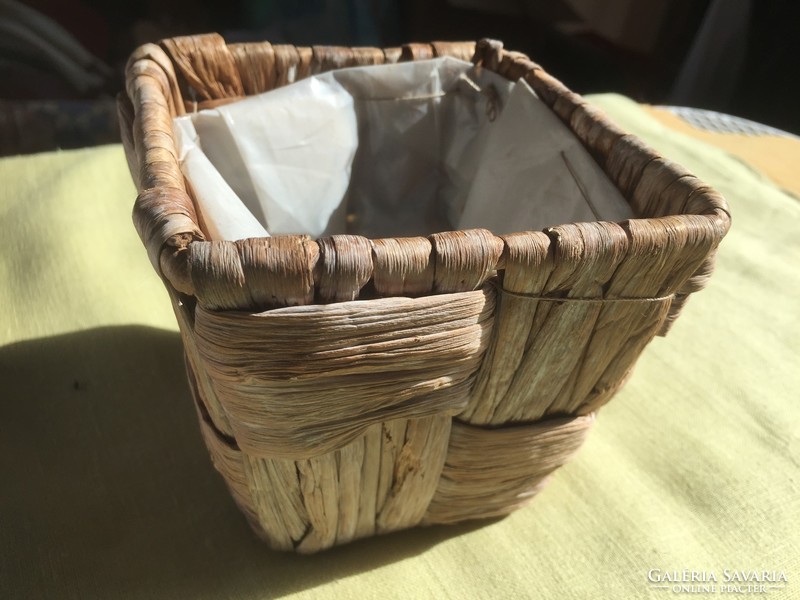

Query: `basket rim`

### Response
(119, 34, 731, 309)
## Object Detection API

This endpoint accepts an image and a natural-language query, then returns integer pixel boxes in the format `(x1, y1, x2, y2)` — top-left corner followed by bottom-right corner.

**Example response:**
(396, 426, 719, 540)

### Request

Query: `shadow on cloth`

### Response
(0, 326, 494, 599)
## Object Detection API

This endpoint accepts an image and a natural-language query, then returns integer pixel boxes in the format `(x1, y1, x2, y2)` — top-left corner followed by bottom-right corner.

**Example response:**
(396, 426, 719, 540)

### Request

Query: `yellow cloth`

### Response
(1, 95, 798, 599)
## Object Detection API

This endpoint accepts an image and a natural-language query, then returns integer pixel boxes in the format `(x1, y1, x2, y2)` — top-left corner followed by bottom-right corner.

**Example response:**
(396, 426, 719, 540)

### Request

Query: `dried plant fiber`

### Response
(119, 35, 730, 552)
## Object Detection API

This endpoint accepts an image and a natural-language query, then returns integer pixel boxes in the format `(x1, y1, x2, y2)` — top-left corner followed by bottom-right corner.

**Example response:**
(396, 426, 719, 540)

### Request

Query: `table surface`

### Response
(1, 94, 798, 600)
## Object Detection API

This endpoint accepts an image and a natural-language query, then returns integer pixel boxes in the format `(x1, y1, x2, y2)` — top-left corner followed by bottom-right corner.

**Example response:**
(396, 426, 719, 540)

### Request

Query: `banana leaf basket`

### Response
(118, 34, 730, 553)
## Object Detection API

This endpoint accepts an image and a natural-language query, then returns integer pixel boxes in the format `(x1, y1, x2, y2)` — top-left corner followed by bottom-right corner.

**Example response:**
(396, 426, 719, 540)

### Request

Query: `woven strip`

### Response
(194, 366, 451, 553)
(461, 221, 686, 425)
(423, 414, 595, 524)
(193, 287, 495, 459)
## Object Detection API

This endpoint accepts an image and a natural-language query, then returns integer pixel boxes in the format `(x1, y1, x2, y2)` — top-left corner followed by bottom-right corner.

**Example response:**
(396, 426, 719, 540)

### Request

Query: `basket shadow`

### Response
(0, 325, 496, 599)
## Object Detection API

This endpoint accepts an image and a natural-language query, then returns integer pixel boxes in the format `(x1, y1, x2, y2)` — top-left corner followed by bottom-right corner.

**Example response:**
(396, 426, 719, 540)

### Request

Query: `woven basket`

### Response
(119, 35, 730, 553)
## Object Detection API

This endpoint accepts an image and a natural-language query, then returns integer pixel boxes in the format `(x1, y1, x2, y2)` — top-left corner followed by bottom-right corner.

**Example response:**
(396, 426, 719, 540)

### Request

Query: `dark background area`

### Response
(1, 0, 798, 156)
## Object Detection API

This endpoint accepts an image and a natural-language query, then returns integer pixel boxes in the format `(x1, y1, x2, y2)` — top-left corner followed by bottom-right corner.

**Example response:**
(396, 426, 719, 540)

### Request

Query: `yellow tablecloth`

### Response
(1, 95, 798, 599)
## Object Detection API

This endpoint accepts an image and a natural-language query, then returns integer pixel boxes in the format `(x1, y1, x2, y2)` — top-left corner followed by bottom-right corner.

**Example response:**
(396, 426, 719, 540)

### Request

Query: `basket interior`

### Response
(174, 56, 632, 242)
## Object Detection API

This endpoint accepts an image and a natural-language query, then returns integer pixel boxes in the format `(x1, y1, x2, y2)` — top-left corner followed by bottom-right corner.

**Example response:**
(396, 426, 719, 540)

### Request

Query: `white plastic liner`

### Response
(174, 57, 632, 241)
